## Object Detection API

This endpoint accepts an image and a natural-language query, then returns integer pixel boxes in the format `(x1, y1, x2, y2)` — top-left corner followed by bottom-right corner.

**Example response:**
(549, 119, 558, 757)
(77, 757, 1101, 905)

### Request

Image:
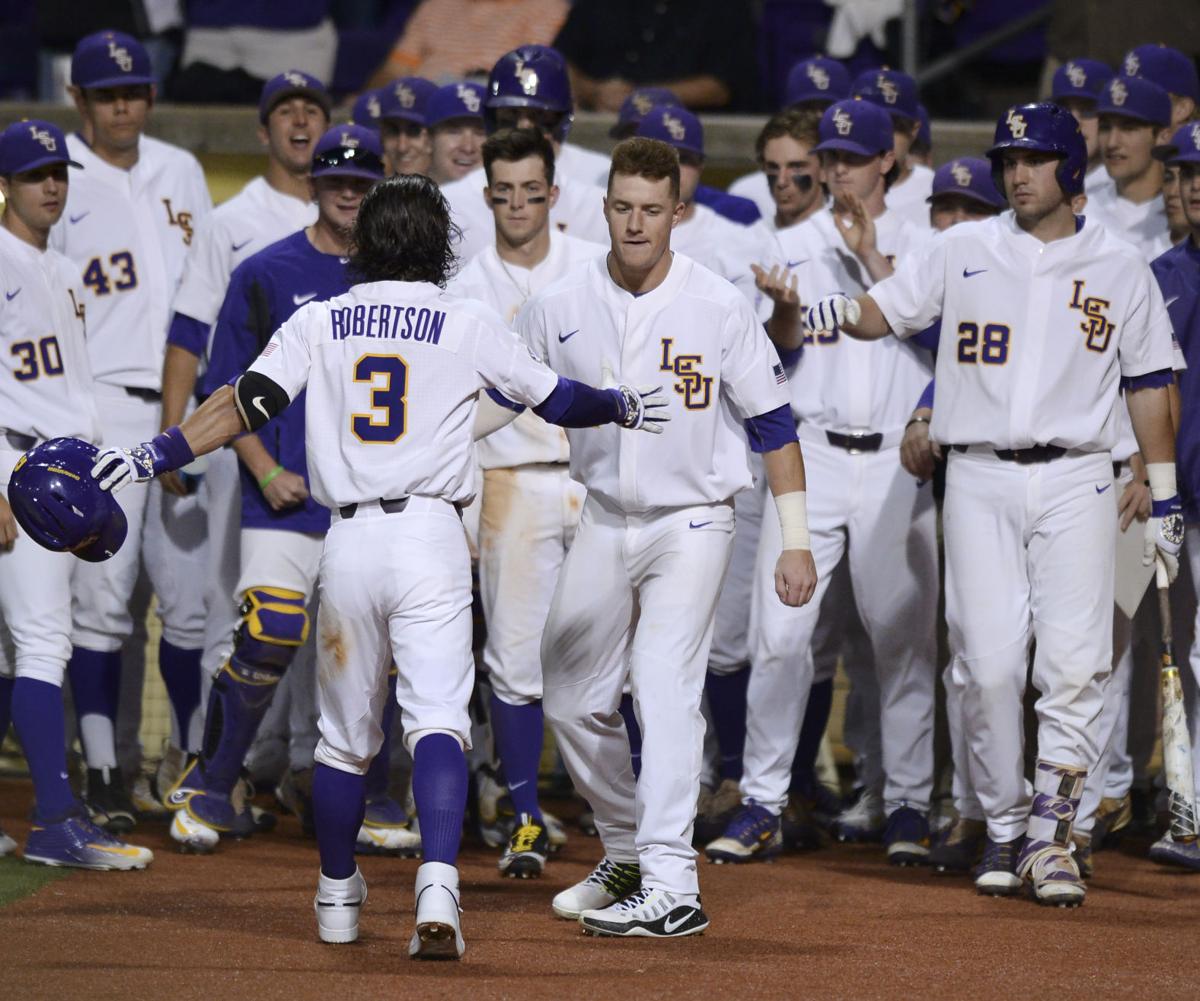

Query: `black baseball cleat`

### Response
(498, 813, 550, 879)
(84, 766, 137, 834)
(579, 887, 709, 938)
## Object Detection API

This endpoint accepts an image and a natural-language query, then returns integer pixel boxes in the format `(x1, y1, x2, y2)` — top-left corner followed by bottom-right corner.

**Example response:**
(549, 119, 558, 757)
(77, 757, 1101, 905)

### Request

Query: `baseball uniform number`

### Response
(956, 322, 1011, 365)
(82, 251, 138, 296)
(11, 337, 65, 381)
(351, 353, 408, 443)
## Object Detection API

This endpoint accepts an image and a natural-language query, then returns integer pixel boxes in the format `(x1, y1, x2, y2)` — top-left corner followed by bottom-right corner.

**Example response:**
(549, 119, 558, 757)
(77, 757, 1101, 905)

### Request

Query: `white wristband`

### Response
(776, 490, 810, 551)
(1147, 462, 1177, 502)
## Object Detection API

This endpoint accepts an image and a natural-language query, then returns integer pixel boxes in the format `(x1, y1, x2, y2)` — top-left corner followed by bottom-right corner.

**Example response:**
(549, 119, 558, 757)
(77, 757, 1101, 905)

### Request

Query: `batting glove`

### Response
(615, 384, 670, 433)
(805, 293, 861, 334)
(91, 445, 157, 493)
(1144, 495, 1184, 583)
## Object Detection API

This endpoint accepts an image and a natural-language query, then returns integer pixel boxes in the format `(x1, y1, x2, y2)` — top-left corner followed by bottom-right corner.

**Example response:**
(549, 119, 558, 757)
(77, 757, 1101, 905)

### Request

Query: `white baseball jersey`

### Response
(671, 205, 783, 322)
(443, 168, 608, 262)
(884, 162, 935, 230)
(870, 213, 1175, 451)
(557, 141, 613, 188)
(728, 170, 776, 225)
(783, 207, 933, 433)
(248, 282, 560, 508)
(1085, 163, 1113, 196)
(50, 134, 212, 389)
(173, 176, 315, 328)
(448, 231, 603, 468)
(1085, 184, 1172, 261)
(517, 253, 791, 512)
(0, 226, 98, 442)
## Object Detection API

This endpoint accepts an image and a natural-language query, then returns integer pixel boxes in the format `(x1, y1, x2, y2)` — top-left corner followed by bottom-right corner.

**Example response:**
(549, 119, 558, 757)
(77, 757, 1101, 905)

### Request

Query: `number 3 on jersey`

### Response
(957, 322, 1010, 365)
(352, 354, 408, 443)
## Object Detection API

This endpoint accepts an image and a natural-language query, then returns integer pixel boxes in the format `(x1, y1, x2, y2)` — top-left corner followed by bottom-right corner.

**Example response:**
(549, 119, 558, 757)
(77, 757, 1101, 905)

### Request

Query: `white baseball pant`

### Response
(199, 447, 243, 684)
(313, 498, 475, 775)
(708, 457, 766, 675)
(943, 448, 1116, 843)
(742, 437, 938, 816)
(541, 494, 734, 896)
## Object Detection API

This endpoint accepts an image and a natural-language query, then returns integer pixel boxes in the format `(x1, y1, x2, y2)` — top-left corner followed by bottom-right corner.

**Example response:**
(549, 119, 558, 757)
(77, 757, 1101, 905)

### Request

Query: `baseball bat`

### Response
(1156, 559, 1198, 841)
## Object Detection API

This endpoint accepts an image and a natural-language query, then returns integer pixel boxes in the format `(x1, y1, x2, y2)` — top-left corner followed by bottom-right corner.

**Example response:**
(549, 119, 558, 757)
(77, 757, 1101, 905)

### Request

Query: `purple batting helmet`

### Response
(485, 44, 573, 141)
(8, 438, 127, 562)
(987, 101, 1087, 197)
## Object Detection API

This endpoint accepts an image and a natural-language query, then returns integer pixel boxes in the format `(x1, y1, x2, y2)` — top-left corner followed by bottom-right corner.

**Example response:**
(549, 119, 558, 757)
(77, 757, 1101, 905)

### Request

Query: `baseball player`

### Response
(426, 82, 488, 186)
(1050, 58, 1115, 197)
(754, 107, 826, 232)
(0, 119, 152, 869)
(1164, 159, 1190, 246)
(728, 56, 850, 221)
(707, 98, 937, 866)
(87, 172, 668, 958)
(910, 105, 933, 168)
(521, 137, 817, 938)
(1122, 44, 1199, 130)
(852, 68, 935, 229)
(442, 46, 610, 261)
(378, 77, 437, 177)
(807, 102, 1179, 906)
(165, 126, 414, 857)
(51, 29, 212, 832)
(1147, 121, 1200, 870)
(1089, 75, 1174, 260)
(447, 127, 603, 878)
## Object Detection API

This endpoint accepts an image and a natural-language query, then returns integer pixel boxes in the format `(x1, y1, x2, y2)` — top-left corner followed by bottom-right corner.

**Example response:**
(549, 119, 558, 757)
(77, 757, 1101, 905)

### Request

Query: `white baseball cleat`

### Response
(580, 887, 709, 938)
(314, 868, 368, 944)
(169, 806, 221, 853)
(551, 856, 641, 920)
(0, 825, 17, 857)
(409, 861, 464, 959)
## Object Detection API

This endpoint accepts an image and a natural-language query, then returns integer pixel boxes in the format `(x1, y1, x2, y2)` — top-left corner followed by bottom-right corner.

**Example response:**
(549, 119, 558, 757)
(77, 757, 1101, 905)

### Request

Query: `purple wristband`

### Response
(149, 426, 195, 475)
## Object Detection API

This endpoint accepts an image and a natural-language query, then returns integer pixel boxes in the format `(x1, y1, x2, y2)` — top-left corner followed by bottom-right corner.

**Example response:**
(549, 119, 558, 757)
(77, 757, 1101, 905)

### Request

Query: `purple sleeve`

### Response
(486, 388, 526, 413)
(533, 377, 623, 428)
(911, 320, 941, 353)
(916, 379, 934, 411)
(744, 403, 798, 453)
(166, 312, 210, 357)
(1120, 368, 1174, 391)
(774, 340, 803, 371)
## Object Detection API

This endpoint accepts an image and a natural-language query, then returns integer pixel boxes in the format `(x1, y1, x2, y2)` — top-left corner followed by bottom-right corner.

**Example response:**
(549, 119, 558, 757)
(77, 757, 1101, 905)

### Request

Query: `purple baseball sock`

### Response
(489, 694, 543, 820)
(791, 678, 833, 795)
(66, 647, 122, 768)
(12, 678, 78, 822)
(312, 763, 367, 880)
(705, 666, 750, 781)
(411, 733, 467, 865)
(365, 672, 398, 801)
(158, 639, 202, 753)
(618, 693, 642, 778)
(0, 675, 12, 742)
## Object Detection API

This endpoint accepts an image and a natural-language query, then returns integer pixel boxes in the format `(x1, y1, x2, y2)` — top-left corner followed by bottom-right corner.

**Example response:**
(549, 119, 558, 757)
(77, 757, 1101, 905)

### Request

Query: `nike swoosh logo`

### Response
(252, 396, 272, 422)
(5, 288, 19, 301)
(69, 211, 89, 224)
(963, 267, 987, 278)
(232, 238, 252, 252)
(662, 910, 695, 934)
(689, 520, 712, 529)
(508, 779, 529, 791)
(293, 292, 318, 306)
(1164, 295, 1180, 309)
(558, 329, 579, 343)
(785, 259, 807, 268)
(1096, 483, 1112, 494)
(167, 789, 190, 806)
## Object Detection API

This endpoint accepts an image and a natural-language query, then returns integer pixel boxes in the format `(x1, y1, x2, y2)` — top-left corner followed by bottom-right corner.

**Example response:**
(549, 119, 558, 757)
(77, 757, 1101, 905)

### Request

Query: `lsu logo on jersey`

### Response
(162, 198, 193, 246)
(457, 83, 481, 113)
(1069, 280, 1116, 353)
(832, 108, 853, 136)
(660, 337, 712, 410)
(1005, 109, 1027, 139)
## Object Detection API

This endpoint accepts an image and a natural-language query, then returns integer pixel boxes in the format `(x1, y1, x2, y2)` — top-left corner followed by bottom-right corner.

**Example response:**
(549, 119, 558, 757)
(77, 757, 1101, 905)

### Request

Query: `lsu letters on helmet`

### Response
(8, 438, 128, 562)
(485, 44, 573, 142)
(986, 101, 1087, 197)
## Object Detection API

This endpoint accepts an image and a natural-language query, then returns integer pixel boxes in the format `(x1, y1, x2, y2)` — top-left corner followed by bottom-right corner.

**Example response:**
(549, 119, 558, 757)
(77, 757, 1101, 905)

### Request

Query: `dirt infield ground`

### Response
(2, 778, 1199, 1001)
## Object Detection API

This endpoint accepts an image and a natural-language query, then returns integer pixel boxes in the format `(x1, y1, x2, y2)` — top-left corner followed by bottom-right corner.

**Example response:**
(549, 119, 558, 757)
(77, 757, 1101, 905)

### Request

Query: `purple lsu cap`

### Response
(258, 70, 332, 124)
(426, 82, 486, 129)
(1097, 74, 1171, 126)
(380, 77, 437, 126)
(352, 89, 384, 129)
(0, 120, 83, 175)
(1051, 58, 1114, 103)
(785, 56, 851, 108)
(612, 87, 679, 138)
(1153, 121, 1200, 165)
(1124, 44, 1200, 102)
(815, 99, 894, 156)
(310, 125, 385, 181)
(852, 67, 919, 122)
(635, 104, 704, 158)
(71, 30, 154, 90)
(927, 157, 1004, 209)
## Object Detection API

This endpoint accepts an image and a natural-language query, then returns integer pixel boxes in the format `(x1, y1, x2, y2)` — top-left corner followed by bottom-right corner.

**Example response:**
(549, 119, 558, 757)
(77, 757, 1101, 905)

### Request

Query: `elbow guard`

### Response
(234, 371, 290, 431)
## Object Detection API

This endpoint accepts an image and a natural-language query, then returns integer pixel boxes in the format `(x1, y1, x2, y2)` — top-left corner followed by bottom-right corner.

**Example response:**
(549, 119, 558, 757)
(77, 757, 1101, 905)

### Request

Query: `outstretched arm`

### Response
(805, 292, 891, 341)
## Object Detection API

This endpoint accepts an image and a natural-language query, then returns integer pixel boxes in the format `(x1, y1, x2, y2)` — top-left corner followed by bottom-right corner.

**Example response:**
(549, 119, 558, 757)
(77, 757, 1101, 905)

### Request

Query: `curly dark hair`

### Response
(347, 174, 461, 287)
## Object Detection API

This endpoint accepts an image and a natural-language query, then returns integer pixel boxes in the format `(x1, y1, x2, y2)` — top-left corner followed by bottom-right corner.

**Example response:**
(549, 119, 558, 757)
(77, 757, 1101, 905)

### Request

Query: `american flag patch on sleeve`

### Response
(773, 362, 786, 385)
(261, 341, 278, 358)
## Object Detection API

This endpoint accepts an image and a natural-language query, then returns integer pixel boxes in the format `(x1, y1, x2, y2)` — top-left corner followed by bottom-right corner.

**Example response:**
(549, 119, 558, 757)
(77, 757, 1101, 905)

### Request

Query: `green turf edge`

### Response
(0, 854, 72, 908)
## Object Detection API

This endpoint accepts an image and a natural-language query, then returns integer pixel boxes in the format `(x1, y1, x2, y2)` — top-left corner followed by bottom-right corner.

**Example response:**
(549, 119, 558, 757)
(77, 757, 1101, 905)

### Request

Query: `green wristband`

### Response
(258, 464, 285, 491)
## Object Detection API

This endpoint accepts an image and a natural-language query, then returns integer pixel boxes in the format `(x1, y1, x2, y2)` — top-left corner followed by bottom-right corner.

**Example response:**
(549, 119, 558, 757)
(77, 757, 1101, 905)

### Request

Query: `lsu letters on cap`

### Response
(927, 157, 1005, 209)
(1051, 58, 1114, 103)
(612, 87, 679, 138)
(815, 98, 895, 157)
(851, 67, 920, 122)
(1153, 121, 1200, 165)
(310, 125, 386, 181)
(785, 56, 851, 109)
(426, 82, 486, 129)
(0, 120, 83, 174)
(1123, 44, 1200, 102)
(635, 104, 704, 158)
(71, 30, 154, 90)
(1097, 75, 1172, 127)
(380, 77, 438, 126)
(259, 70, 333, 124)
